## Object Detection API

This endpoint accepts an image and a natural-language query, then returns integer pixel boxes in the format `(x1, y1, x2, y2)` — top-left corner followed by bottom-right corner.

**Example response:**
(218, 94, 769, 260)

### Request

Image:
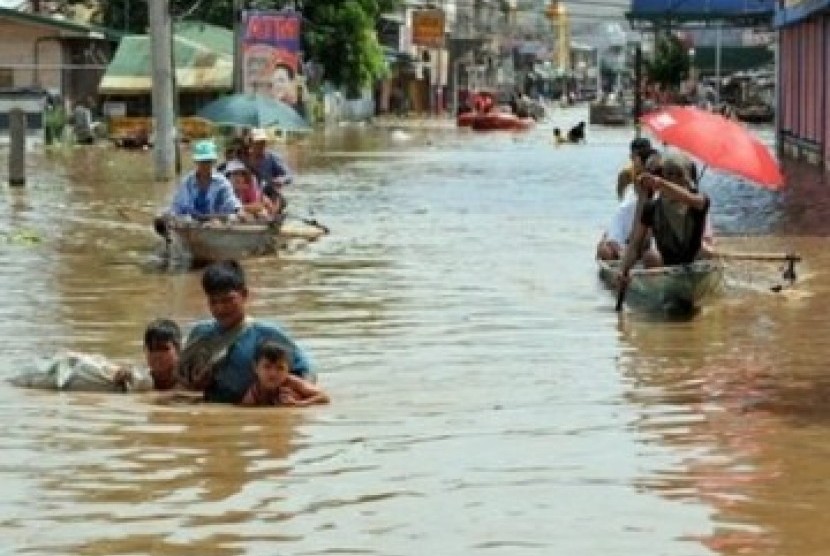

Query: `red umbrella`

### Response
(640, 105, 784, 189)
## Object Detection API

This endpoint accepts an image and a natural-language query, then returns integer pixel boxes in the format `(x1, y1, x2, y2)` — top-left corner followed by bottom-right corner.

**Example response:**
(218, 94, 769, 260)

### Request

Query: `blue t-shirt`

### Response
(253, 150, 292, 186)
(186, 319, 311, 403)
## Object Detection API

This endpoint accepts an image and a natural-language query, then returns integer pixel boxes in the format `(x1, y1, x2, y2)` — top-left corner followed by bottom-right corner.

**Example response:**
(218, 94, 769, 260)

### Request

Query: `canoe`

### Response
(734, 104, 774, 124)
(598, 259, 725, 314)
(165, 218, 326, 264)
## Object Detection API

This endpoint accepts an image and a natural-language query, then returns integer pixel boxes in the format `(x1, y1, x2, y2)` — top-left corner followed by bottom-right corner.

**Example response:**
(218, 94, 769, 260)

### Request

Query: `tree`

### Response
(302, 0, 390, 97)
(61, 0, 399, 95)
(646, 32, 691, 92)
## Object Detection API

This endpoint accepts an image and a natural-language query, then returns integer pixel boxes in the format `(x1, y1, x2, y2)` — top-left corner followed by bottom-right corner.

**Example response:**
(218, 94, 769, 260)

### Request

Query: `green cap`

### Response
(192, 139, 218, 162)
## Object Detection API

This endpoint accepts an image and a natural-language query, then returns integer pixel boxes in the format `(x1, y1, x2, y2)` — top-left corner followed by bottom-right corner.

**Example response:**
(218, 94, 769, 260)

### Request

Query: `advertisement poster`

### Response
(411, 9, 445, 48)
(242, 10, 302, 106)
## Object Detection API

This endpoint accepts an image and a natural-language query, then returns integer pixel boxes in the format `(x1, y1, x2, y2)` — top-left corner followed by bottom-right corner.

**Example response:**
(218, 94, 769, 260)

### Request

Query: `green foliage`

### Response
(646, 33, 691, 91)
(2, 228, 42, 246)
(302, 0, 389, 97)
(60, 0, 397, 95)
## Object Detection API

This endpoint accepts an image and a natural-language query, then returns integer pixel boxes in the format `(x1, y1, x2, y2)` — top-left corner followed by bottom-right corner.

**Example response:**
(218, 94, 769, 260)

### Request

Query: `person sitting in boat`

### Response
(177, 260, 312, 404)
(224, 159, 263, 220)
(567, 121, 586, 143)
(618, 153, 713, 282)
(615, 137, 653, 199)
(596, 146, 660, 261)
(216, 137, 250, 174)
(164, 140, 242, 222)
(10, 318, 182, 392)
(238, 340, 329, 407)
(249, 128, 293, 190)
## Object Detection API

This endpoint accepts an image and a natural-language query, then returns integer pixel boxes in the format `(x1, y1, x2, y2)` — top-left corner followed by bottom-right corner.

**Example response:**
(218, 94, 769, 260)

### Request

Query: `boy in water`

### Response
(239, 340, 328, 407)
(137, 318, 182, 391)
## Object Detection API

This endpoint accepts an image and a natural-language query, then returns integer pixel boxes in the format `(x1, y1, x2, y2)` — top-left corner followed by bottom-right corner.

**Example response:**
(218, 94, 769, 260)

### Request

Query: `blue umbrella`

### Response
(197, 93, 311, 131)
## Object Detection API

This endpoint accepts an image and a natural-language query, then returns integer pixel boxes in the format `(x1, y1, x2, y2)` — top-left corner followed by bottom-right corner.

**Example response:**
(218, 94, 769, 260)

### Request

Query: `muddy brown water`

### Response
(1, 109, 829, 555)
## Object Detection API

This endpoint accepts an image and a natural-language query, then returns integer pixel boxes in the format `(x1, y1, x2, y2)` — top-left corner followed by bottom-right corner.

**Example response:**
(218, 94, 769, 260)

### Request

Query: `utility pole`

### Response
(634, 44, 642, 138)
(233, 0, 244, 92)
(149, 0, 176, 180)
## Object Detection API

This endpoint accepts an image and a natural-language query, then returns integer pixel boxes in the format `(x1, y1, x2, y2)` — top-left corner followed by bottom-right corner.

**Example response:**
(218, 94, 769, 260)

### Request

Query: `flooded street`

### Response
(2, 107, 830, 555)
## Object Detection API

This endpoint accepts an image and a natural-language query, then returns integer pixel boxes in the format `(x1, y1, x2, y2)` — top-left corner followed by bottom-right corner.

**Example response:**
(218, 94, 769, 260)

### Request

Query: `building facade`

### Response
(0, 8, 119, 113)
(775, 1, 830, 167)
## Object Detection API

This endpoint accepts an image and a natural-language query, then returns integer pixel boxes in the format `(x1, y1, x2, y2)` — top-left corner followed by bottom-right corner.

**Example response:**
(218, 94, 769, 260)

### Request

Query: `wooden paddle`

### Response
(291, 216, 330, 235)
(715, 251, 801, 285)
(615, 279, 628, 312)
(713, 251, 801, 263)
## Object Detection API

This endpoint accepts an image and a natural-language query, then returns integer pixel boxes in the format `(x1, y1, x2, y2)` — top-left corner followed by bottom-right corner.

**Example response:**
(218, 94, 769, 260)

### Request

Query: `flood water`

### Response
(1, 107, 830, 555)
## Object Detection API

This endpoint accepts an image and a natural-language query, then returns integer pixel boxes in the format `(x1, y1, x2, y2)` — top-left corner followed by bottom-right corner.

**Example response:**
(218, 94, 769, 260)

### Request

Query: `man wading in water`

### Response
(178, 260, 313, 403)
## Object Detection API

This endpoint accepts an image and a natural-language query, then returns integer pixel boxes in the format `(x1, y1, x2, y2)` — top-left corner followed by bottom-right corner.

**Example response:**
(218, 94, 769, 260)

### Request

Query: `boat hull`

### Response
(470, 113, 534, 131)
(169, 221, 279, 264)
(598, 259, 724, 314)
(457, 112, 475, 127)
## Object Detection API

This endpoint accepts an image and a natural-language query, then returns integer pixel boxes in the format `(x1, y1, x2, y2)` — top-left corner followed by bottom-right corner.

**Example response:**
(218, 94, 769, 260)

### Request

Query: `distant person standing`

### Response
(43, 95, 66, 146)
(72, 100, 94, 145)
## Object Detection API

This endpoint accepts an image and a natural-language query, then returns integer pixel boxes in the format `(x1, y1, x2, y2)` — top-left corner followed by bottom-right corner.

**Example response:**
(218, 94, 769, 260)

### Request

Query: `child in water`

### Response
(11, 318, 182, 392)
(239, 340, 329, 407)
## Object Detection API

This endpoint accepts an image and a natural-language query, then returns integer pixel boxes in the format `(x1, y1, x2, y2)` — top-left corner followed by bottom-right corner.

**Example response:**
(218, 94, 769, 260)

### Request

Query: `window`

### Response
(0, 68, 13, 88)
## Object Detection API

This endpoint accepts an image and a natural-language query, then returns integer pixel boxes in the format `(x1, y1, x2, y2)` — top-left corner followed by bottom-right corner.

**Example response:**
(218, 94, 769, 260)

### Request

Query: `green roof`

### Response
(99, 22, 233, 94)
(174, 21, 234, 57)
(0, 7, 122, 40)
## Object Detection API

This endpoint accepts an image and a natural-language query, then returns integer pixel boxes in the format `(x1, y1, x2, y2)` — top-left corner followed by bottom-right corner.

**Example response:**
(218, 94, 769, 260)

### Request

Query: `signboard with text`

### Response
(242, 10, 302, 106)
(412, 9, 445, 48)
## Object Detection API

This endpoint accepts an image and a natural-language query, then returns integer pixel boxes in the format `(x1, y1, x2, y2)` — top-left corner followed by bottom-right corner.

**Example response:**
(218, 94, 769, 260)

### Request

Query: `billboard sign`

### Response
(242, 10, 302, 106)
(412, 9, 445, 48)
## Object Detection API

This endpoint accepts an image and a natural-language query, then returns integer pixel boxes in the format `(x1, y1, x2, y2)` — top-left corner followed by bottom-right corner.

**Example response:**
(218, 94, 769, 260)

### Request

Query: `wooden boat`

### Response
(598, 259, 725, 314)
(164, 218, 327, 264)
(734, 103, 774, 124)
(589, 102, 628, 125)
(470, 112, 535, 132)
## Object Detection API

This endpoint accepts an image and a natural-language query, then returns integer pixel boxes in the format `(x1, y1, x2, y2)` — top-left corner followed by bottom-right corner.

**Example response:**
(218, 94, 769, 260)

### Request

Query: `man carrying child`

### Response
(177, 259, 314, 404)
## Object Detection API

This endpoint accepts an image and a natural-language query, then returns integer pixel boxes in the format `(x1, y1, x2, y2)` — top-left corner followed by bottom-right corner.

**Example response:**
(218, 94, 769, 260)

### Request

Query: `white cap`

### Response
(224, 159, 249, 174)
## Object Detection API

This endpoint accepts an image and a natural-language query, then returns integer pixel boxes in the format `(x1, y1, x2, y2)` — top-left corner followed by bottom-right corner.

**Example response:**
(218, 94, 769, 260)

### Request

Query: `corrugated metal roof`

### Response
(99, 23, 232, 95)
(774, 0, 830, 28)
(628, 0, 774, 22)
(0, 7, 122, 39)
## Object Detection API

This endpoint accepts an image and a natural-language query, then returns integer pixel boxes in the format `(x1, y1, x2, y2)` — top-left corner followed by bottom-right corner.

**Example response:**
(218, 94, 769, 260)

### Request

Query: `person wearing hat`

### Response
(224, 159, 270, 220)
(618, 152, 713, 283)
(165, 139, 242, 220)
(249, 128, 293, 190)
